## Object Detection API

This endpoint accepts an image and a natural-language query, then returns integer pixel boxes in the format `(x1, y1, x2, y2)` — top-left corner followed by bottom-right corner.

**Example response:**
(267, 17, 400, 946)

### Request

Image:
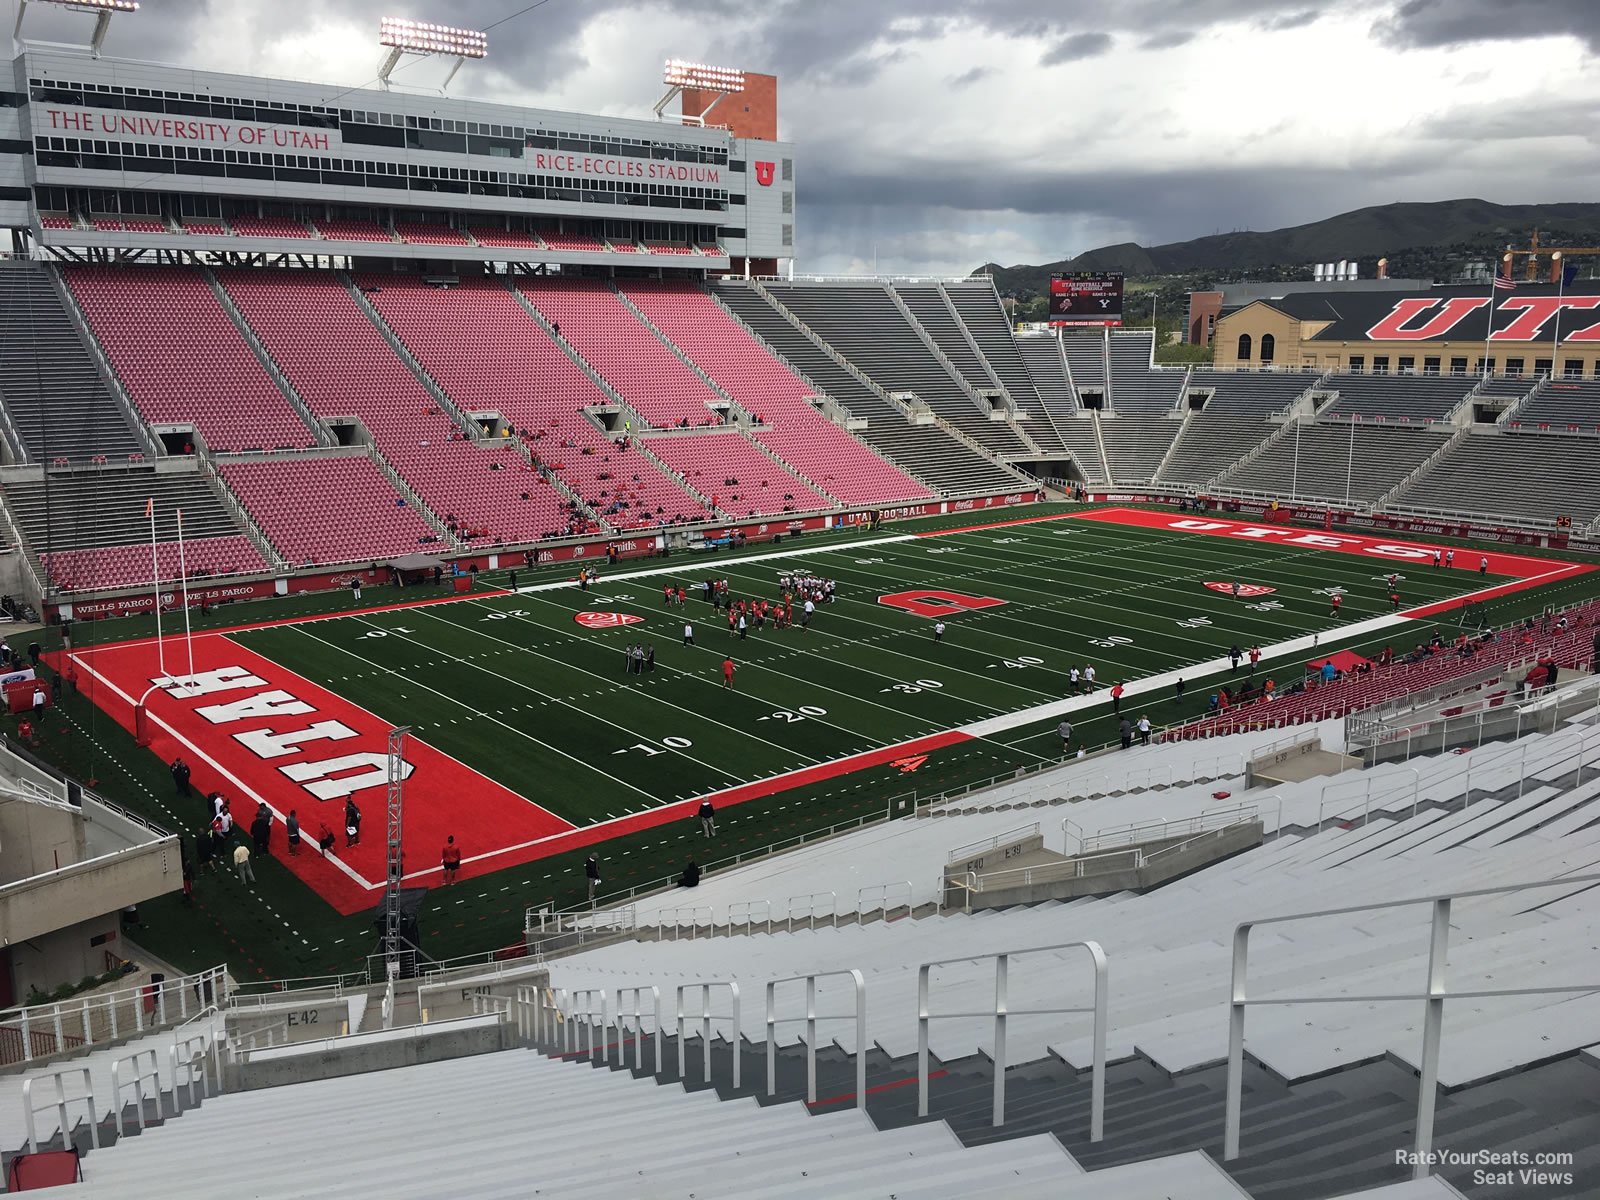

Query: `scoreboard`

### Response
(1050, 272, 1124, 327)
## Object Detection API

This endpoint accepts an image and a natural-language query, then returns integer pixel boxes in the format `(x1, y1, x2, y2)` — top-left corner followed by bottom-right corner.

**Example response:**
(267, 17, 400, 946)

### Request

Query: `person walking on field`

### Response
(1330, 593, 1343, 617)
(698, 800, 717, 838)
(1229, 644, 1242, 674)
(684, 621, 695, 647)
(1058, 719, 1073, 754)
(1110, 682, 1124, 714)
(351, 576, 363, 603)
(1445, 550, 1454, 568)
(1119, 718, 1133, 749)
(233, 843, 255, 886)
(441, 836, 462, 884)
(1479, 557, 1488, 576)
(1248, 645, 1261, 674)
(933, 621, 945, 644)
(1137, 714, 1152, 746)
(722, 656, 736, 690)
(286, 810, 301, 856)
(585, 854, 601, 904)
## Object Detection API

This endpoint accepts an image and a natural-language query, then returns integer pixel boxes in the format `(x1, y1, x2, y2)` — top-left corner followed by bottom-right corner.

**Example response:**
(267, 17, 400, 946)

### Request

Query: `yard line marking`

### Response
(286, 622, 667, 807)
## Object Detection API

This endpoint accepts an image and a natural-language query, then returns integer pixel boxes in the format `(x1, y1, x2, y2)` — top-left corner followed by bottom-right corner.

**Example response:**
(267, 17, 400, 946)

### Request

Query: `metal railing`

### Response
(109, 1046, 162, 1137)
(169, 1006, 221, 1112)
(785, 891, 837, 932)
(21, 1064, 99, 1154)
(918, 941, 1108, 1136)
(1224, 872, 1600, 1178)
(0, 965, 227, 1066)
(565, 988, 608, 1060)
(654, 905, 714, 940)
(675, 981, 741, 1089)
(857, 881, 913, 923)
(727, 898, 773, 935)
(1069, 804, 1259, 855)
(946, 822, 1040, 865)
(765, 970, 866, 1108)
(614, 984, 664, 1075)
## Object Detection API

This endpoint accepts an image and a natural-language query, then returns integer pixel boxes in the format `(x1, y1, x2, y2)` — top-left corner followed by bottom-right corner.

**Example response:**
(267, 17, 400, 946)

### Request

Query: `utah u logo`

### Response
(754, 161, 775, 186)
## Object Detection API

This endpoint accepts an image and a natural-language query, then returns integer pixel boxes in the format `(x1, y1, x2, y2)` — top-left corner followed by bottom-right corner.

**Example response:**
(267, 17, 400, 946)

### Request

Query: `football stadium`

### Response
(0, 4, 1597, 1196)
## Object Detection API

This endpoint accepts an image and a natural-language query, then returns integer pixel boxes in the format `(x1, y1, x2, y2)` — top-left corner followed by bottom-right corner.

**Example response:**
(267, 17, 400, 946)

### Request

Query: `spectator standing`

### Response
(351, 577, 363, 603)
(233, 843, 255, 886)
(933, 621, 945, 644)
(698, 800, 717, 838)
(1119, 718, 1133, 749)
(442, 836, 462, 884)
(1058, 719, 1073, 754)
(684, 622, 695, 647)
(171, 756, 192, 797)
(344, 799, 361, 847)
(1137, 715, 1152, 746)
(286, 810, 301, 856)
(722, 656, 736, 690)
(1110, 682, 1124, 714)
(585, 854, 601, 903)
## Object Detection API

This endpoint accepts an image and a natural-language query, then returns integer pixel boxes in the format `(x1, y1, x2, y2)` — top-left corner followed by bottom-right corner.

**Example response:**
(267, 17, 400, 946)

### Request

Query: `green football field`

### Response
(226, 506, 1512, 826)
(46, 504, 1594, 983)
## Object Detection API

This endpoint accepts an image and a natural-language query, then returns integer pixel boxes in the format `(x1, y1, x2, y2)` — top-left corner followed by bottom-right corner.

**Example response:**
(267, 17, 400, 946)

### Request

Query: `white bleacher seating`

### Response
(1216, 423, 1448, 504)
(1321, 373, 1477, 423)
(711, 283, 1022, 496)
(1394, 433, 1600, 524)
(1107, 331, 1185, 413)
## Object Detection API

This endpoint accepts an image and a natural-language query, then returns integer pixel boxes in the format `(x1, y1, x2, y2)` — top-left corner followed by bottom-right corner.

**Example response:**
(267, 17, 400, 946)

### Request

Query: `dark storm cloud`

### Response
(1141, 30, 1197, 50)
(1040, 32, 1114, 65)
(947, 66, 996, 89)
(1261, 9, 1321, 31)
(1374, 0, 1600, 54)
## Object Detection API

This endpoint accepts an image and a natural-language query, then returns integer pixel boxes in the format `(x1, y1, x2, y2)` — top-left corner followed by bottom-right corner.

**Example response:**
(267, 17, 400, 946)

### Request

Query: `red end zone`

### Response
(64, 632, 976, 914)
(66, 634, 575, 915)
(1071, 507, 1594, 609)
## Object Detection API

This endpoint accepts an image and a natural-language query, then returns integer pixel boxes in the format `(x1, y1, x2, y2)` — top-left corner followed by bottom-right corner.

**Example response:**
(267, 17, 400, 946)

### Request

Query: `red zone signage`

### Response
(1365, 295, 1600, 341)
(575, 611, 643, 628)
(1203, 582, 1276, 596)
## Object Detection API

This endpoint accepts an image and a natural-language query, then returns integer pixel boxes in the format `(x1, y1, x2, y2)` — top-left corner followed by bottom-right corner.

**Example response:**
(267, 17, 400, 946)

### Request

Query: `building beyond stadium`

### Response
(0, 49, 796, 274)
(1211, 281, 1600, 379)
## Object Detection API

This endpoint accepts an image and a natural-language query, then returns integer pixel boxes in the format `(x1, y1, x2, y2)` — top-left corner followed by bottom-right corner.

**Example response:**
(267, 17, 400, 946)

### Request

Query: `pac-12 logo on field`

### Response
(1203, 582, 1276, 598)
(575, 611, 644, 628)
(879, 589, 1005, 618)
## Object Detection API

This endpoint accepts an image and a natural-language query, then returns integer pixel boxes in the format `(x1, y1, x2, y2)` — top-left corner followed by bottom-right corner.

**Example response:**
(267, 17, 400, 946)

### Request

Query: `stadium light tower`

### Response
(654, 59, 746, 125)
(13, 0, 138, 59)
(377, 17, 488, 93)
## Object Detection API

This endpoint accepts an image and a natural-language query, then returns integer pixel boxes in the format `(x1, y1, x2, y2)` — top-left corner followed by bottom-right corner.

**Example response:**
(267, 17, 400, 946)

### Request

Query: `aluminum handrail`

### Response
(857, 881, 913, 922)
(565, 988, 608, 1061)
(675, 981, 741, 1089)
(0, 964, 227, 1064)
(170, 1020, 220, 1112)
(1076, 804, 1257, 853)
(727, 898, 772, 935)
(21, 1064, 99, 1154)
(765, 970, 866, 1108)
(614, 985, 664, 1074)
(785, 891, 836, 933)
(946, 822, 1040, 864)
(1224, 870, 1600, 1177)
(917, 941, 1108, 1137)
(110, 1046, 162, 1137)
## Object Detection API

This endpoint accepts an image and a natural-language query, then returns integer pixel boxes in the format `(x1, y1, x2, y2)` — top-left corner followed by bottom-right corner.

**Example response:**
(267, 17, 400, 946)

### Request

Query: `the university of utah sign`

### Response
(1365, 296, 1600, 342)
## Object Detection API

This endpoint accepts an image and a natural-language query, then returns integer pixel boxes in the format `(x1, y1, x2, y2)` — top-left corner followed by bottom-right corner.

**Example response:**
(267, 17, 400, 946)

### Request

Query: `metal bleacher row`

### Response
(19, 682, 1600, 1196)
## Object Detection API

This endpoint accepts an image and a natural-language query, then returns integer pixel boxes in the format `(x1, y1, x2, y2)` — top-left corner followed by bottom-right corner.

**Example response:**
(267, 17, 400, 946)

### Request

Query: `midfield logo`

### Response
(1203, 582, 1277, 597)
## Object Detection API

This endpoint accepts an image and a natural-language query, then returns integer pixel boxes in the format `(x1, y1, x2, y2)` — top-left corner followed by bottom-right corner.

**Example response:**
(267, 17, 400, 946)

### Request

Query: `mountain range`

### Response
(976, 199, 1600, 298)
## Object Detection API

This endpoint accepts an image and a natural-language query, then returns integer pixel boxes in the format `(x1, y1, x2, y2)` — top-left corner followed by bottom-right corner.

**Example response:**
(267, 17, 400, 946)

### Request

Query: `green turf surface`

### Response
(31, 504, 1599, 983)
(223, 513, 1513, 823)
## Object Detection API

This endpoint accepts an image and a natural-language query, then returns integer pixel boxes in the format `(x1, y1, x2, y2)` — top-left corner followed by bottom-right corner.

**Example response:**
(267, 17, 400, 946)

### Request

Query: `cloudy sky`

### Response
(14, 0, 1600, 273)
